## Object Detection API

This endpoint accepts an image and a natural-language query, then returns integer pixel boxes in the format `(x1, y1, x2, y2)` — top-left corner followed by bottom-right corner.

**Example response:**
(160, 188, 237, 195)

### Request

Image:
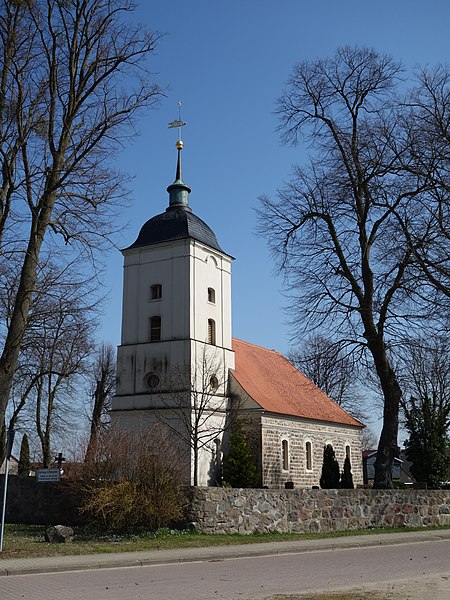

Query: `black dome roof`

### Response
(127, 206, 225, 253)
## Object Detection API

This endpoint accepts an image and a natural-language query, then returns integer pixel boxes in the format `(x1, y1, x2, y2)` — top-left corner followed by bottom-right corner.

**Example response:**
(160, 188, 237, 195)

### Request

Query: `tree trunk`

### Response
(0, 170, 60, 429)
(193, 446, 198, 487)
(0, 249, 40, 428)
(0, 421, 5, 467)
(366, 335, 402, 489)
(85, 384, 104, 462)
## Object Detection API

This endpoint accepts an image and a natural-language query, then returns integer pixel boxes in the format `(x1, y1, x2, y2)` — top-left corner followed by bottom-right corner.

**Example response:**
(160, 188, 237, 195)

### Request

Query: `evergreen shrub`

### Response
(320, 444, 340, 489)
(222, 419, 259, 488)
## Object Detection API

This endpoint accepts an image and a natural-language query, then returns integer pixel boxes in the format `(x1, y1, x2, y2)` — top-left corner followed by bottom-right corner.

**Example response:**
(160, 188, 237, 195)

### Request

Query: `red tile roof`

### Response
(231, 338, 363, 428)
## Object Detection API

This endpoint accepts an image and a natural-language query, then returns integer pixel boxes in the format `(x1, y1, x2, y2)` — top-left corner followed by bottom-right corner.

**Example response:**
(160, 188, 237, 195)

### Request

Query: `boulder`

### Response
(45, 524, 74, 543)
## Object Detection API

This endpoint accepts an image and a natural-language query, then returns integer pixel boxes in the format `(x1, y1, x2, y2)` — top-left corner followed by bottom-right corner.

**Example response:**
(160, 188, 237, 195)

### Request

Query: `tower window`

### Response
(150, 284, 162, 300)
(149, 316, 161, 342)
(282, 439, 289, 471)
(207, 319, 216, 345)
(207, 287, 215, 303)
(306, 441, 312, 471)
(210, 375, 219, 391)
(346, 445, 351, 460)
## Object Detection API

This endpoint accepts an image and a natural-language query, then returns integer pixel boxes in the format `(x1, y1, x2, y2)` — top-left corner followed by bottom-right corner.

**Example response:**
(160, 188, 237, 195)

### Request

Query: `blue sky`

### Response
(102, 0, 450, 360)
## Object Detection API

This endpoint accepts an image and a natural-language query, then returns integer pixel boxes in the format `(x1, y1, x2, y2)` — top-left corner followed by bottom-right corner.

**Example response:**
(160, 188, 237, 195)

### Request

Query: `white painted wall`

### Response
(111, 235, 234, 486)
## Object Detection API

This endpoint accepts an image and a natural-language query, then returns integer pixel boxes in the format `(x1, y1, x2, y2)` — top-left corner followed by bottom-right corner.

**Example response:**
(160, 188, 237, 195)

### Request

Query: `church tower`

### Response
(111, 128, 235, 486)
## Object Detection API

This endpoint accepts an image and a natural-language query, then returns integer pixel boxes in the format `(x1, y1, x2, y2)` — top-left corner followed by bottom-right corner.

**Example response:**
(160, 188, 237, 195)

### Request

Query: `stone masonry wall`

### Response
(261, 416, 363, 489)
(189, 487, 450, 534)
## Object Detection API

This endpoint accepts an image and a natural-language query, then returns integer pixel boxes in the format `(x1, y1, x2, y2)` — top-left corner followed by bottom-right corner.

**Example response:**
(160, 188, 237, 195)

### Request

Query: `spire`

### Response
(167, 102, 191, 211)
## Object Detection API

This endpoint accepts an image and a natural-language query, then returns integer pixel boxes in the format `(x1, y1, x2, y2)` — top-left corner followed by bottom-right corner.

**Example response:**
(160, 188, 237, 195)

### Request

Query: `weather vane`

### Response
(168, 101, 187, 149)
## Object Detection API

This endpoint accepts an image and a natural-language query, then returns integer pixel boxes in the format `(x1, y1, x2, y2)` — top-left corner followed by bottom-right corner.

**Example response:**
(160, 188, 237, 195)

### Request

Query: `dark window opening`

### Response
(306, 441, 312, 470)
(282, 439, 289, 471)
(149, 316, 161, 342)
(151, 284, 162, 300)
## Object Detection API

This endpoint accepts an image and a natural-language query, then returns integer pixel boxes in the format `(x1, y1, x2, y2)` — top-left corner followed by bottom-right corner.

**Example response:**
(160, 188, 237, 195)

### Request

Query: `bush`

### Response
(393, 480, 408, 489)
(222, 418, 259, 488)
(339, 455, 354, 489)
(320, 444, 340, 489)
(78, 428, 188, 532)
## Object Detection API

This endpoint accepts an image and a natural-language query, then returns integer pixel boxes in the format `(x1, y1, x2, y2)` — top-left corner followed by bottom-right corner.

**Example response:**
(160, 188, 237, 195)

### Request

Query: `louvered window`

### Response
(207, 319, 216, 345)
(149, 316, 161, 342)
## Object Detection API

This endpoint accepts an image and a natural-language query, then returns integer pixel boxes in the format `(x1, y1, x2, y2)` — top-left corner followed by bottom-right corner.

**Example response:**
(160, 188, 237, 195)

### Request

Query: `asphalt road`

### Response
(2, 538, 450, 600)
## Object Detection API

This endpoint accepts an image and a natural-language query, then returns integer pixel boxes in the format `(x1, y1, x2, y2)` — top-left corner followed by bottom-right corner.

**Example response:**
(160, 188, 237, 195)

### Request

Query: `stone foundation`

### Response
(189, 487, 450, 534)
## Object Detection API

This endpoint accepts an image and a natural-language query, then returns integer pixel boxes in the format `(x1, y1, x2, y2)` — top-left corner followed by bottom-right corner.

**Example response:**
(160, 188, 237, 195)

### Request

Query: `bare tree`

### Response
(396, 67, 450, 301)
(258, 46, 446, 488)
(0, 255, 98, 464)
(152, 347, 232, 486)
(0, 0, 162, 434)
(361, 427, 378, 452)
(18, 283, 94, 466)
(85, 342, 115, 461)
(289, 335, 365, 420)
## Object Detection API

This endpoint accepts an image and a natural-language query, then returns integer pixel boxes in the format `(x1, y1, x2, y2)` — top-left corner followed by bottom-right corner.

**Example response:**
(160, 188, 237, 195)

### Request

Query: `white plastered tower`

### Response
(111, 137, 235, 486)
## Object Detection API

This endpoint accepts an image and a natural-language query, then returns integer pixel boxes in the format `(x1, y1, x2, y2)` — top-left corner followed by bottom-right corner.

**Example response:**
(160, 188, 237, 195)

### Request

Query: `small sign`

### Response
(37, 468, 61, 483)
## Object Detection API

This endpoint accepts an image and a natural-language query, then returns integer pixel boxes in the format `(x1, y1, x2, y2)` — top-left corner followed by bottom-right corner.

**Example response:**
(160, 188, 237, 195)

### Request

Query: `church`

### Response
(111, 132, 364, 488)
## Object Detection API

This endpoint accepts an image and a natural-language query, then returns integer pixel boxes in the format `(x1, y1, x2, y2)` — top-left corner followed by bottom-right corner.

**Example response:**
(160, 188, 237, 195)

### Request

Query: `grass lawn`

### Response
(1, 524, 449, 560)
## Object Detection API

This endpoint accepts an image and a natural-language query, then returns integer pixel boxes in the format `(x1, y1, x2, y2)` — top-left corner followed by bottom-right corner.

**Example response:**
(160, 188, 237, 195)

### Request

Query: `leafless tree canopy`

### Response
(0, 0, 163, 432)
(399, 337, 450, 432)
(258, 46, 450, 488)
(289, 335, 366, 421)
(1, 257, 98, 464)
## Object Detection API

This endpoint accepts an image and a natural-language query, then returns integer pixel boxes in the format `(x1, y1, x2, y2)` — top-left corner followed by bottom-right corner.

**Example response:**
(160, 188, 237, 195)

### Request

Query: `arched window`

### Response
(208, 287, 216, 303)
(345, 445, 351, 460)
(306, 441, 312, 471)
(150, 284, 162, 300)
(149, 316, 161, 342)
(282, 439, 289, 471)
(207, 319, 216, 345)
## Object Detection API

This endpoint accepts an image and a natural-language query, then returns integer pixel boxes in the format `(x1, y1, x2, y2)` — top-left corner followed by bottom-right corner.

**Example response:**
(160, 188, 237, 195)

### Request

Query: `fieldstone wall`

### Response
(1, 475, 82, 525)
(189, 487, 450, 534)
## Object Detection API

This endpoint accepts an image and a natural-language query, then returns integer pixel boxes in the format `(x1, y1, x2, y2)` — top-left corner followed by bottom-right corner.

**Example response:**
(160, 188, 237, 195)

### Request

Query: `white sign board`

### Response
(37, 468, 61, 483)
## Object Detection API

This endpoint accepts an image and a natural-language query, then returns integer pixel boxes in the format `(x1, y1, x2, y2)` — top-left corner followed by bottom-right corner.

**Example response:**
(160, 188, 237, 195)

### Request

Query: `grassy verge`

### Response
(1, 524, 449, 560)
(266, 594, 391, 600)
